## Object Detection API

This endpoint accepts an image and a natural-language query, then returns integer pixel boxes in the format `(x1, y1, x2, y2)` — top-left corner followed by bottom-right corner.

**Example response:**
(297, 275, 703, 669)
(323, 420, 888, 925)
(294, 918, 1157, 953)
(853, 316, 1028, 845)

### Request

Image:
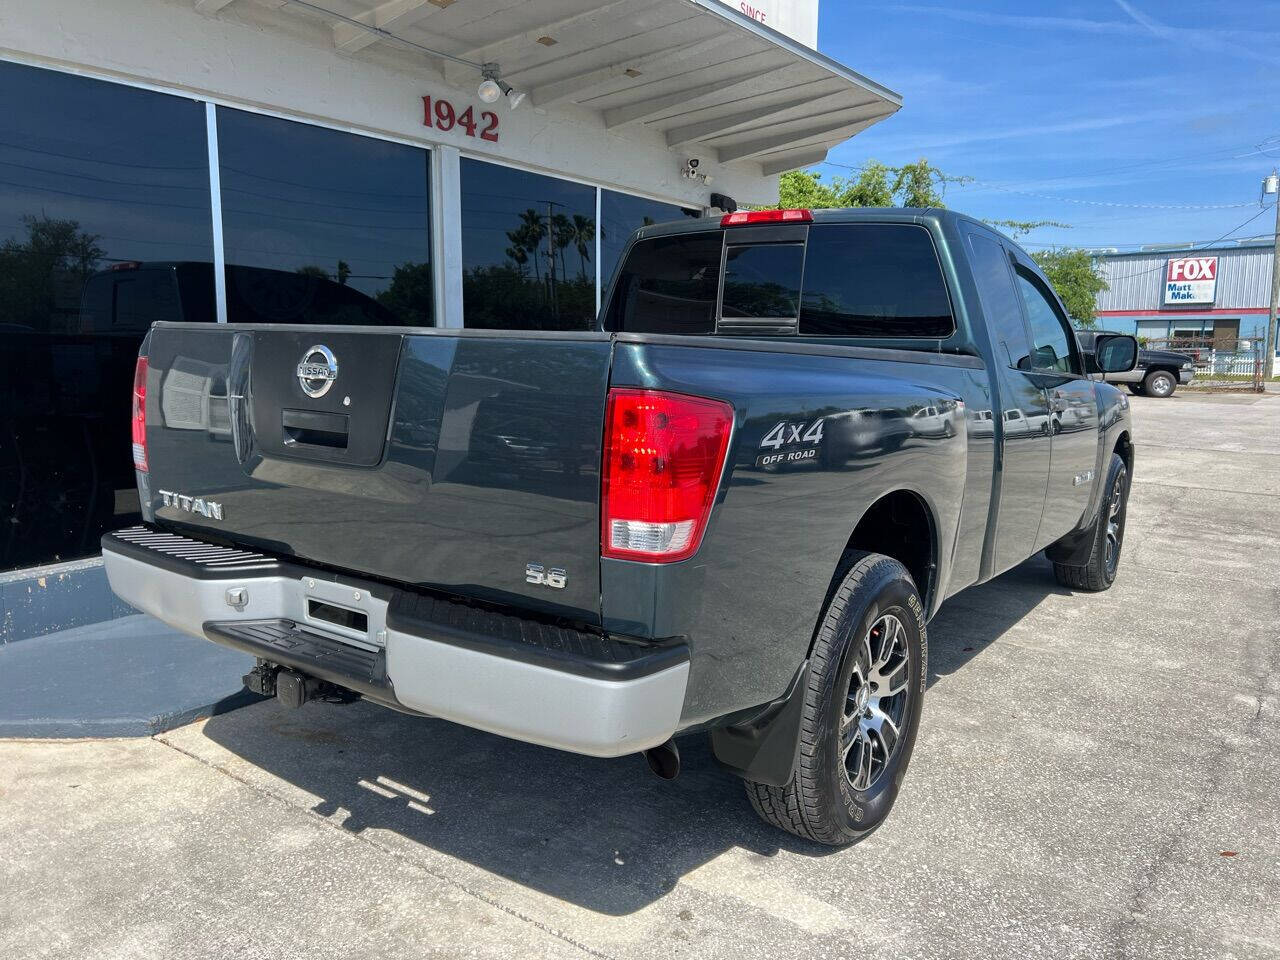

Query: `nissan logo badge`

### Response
(296, 344, 338, 398)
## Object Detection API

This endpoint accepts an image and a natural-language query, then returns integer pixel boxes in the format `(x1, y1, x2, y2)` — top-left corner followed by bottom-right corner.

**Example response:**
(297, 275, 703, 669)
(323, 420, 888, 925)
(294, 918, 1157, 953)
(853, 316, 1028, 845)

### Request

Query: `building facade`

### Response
(0, 0, 899, 635)
(1092, 240, 1276, 349)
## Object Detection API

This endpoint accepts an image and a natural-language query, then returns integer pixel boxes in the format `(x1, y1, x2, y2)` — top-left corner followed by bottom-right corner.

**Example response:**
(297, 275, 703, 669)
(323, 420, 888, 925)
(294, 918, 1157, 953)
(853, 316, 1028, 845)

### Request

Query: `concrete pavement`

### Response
(3, 391, 1278, 959)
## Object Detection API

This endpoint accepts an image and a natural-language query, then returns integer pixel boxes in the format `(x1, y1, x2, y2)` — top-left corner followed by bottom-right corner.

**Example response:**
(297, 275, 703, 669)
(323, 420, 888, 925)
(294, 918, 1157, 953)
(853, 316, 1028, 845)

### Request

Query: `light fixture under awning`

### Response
(265, 0, 901, 176)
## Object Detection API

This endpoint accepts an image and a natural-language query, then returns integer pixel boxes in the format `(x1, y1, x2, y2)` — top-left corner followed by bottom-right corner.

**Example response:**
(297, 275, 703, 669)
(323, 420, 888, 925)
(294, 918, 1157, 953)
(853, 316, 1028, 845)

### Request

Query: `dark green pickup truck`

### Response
(103, 208, 1138, 844)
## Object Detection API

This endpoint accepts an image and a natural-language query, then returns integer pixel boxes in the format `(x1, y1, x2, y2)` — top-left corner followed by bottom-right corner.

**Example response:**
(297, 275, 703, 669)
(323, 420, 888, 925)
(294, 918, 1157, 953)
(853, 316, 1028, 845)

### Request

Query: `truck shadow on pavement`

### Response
(198, 556, 1066, 916)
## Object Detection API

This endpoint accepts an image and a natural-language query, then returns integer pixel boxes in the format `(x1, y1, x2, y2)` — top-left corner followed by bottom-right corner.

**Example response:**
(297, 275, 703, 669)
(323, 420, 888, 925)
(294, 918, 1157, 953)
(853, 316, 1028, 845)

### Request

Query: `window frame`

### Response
(965, 232, 1037, 372)
(216, 103, 435, 327)
(604, 228, 724, 335)
(1013, 264, 1086, 377)
(795, 221, 958, 341)
(717, 237, 807, 325)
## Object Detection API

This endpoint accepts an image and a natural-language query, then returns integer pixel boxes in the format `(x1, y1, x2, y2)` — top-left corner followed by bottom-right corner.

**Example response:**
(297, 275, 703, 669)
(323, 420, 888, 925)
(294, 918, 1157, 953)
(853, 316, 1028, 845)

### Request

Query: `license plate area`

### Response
(307, 598, 368, 634)
(300, 576, 387, 652)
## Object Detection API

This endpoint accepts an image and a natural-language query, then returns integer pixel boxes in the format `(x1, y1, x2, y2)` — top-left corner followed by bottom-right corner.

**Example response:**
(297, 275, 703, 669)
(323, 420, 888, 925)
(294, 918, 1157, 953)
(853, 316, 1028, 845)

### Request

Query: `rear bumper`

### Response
(102, 526, 688, 757)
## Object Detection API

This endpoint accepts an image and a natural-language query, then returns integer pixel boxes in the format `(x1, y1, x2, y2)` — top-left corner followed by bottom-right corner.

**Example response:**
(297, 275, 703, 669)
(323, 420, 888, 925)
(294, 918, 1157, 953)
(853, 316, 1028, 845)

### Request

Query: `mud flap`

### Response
(710, 661, 809, 787)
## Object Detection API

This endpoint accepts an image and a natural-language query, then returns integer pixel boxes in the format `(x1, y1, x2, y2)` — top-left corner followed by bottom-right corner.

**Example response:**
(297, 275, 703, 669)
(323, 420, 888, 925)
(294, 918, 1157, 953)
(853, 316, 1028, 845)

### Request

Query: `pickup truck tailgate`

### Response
(141, 324, 612, 622)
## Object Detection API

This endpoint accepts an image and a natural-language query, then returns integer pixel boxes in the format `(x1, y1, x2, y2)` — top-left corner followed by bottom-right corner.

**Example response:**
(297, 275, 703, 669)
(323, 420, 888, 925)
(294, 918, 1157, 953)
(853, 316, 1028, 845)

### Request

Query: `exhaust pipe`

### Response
(643, 739, 680, 780)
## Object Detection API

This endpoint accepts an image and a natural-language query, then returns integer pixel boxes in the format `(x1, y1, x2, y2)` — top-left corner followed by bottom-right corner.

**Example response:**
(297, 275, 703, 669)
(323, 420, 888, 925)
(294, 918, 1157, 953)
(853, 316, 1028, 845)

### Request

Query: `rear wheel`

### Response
(1143, 369, 1177, 398)
(745, 552, 926, 845)
(1052, 452, 1129, 591)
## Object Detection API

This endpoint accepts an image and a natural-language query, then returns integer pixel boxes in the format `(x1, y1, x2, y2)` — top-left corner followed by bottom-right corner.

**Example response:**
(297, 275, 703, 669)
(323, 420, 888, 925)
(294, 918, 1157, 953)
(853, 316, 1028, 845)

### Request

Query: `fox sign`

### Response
(1164, 256, 1218, 304)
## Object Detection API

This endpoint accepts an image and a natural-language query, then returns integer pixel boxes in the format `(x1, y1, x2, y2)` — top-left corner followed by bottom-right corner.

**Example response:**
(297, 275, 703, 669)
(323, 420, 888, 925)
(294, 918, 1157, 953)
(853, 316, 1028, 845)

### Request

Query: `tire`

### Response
(1052, 452, 1129, 591)
(1143, 369, 1177, 398)
(1127, 384, 1144, 396)
(746, 552, 927, 845)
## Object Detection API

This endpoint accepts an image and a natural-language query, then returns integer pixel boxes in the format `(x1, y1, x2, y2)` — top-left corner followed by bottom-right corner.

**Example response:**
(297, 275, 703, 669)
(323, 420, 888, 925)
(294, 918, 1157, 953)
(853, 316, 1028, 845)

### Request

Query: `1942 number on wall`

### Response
(422, 96, 499, 142)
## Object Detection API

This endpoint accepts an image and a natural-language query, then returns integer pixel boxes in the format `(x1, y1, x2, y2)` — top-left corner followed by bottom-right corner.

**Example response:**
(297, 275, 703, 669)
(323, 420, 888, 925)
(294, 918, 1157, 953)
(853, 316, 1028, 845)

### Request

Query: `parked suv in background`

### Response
(1076, 328, 1193, 398)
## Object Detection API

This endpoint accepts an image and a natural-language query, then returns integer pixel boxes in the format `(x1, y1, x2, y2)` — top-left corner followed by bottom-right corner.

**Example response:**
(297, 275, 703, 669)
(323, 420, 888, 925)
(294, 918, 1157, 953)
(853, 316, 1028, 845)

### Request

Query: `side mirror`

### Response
(1094, 334, 1138, 373)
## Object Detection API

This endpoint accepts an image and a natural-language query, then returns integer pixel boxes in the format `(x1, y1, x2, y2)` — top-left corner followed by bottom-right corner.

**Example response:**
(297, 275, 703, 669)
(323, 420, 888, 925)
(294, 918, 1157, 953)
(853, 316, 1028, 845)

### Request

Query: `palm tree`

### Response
(550, 213, 573, 285)
(504, 238, 529, 277)
(516, 209, 547, 288)
(570, 214, 595, 282)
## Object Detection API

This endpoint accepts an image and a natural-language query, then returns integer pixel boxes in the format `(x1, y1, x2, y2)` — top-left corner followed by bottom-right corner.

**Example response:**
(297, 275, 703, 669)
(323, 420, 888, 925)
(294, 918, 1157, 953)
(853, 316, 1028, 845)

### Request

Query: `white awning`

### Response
(226, 0, 901, 176)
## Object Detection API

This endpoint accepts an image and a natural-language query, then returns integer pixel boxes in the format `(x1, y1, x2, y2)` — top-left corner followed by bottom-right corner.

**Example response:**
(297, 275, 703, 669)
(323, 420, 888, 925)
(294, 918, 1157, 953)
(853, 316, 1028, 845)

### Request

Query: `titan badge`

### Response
(158, 489, 224, 520)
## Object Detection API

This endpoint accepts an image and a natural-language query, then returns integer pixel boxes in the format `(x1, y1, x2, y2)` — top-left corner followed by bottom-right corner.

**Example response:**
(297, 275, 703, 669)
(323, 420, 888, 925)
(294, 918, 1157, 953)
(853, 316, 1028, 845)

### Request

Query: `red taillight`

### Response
(601, 388, 733, 563)
(720, 209, 813, 227)
(131, 355, 148, 472)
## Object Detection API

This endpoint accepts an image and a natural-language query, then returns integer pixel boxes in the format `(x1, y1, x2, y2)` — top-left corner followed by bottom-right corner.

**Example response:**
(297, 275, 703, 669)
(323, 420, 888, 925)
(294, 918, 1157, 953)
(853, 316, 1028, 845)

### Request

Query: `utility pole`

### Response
(546, 199, 559, 319)
(1266, 171, 1280, 383)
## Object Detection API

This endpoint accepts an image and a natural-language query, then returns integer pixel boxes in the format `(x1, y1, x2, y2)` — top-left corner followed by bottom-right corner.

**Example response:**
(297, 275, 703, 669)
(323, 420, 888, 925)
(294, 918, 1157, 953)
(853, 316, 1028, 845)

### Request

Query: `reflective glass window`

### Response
(599, 189, 699, 290)
(0, 61, 212, 569)
(460, 158, 596, 330)
(217, 107, 431, 326)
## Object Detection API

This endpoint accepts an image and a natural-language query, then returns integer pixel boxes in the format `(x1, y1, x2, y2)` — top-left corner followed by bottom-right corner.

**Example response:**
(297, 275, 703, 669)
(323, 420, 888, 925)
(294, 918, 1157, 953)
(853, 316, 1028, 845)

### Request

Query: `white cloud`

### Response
(859, 108, 1188, 154)
(1112, 0, 1278, 64)
(884, 3, 1280, 60)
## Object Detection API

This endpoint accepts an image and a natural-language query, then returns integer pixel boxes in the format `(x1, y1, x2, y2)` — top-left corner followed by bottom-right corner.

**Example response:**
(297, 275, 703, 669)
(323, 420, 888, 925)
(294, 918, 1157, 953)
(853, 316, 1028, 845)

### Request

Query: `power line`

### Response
(1019, 233, 1275, 250)
(1083, 204, 1277, 282)
(954, 178, 1254, 211)
(277, 0, 486, 70)
(818, 136, 1279, 192)
(816, 156, 1261, 209)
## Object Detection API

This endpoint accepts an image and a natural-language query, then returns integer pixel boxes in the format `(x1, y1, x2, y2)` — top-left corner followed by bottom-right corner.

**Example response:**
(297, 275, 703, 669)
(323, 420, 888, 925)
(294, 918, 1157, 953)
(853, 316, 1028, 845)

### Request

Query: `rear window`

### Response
(798, 224, 952, 338)
(606, 221, 953, 340)
(606, 232, 721, 335)
(722, 243, 803, 319)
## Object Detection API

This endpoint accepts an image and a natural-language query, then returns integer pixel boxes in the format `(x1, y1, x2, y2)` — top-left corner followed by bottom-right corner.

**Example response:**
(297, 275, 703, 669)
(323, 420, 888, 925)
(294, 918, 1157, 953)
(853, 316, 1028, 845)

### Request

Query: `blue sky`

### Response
(815, 1, 1280, 251)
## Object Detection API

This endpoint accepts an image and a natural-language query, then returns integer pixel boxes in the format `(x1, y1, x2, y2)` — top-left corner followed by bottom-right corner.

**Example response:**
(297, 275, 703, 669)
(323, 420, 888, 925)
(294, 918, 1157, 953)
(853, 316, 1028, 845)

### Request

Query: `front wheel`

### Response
(1052, 452, 1129, 591)
(1144, 369, 1177, 398)
(745, 552, 926, 845)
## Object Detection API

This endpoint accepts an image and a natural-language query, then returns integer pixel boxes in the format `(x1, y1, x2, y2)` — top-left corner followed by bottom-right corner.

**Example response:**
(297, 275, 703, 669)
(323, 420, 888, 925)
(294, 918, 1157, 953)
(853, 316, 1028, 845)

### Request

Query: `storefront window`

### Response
(0, 61, 213, 571)
(217, 108, 431, 326)
(599, 190, 699, 291)
(460, 158, 596, 330)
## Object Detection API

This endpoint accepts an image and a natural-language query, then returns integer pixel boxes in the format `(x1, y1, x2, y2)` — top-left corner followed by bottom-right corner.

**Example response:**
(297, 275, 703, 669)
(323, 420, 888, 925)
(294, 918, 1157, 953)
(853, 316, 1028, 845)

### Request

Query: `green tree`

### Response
(569, 213, 595, 282)
(984, 218, 1070, 240)
(376, 261, 433, 324)
(0, 214, 105, 331)
(777, 159, 969, 210)
(515, 208, 547, 287)
(549, 212, 573, 284)
(1031, 249, 1109, 328)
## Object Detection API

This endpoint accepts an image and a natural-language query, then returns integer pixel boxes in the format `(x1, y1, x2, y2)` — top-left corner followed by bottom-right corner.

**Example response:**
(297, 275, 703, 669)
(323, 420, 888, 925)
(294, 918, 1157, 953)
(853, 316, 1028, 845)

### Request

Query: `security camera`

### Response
(682, 158, 709, 183)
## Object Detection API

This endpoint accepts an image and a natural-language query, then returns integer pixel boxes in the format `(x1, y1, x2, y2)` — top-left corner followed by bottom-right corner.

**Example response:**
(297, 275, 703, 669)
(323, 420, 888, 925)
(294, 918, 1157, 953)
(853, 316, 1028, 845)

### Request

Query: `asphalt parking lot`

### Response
(3, 390, 1278, 960)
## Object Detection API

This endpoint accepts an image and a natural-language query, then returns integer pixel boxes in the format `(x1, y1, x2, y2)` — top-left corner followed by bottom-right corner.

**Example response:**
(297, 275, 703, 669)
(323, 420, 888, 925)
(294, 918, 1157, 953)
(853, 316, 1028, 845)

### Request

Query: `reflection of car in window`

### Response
(79, 261, 404, 330)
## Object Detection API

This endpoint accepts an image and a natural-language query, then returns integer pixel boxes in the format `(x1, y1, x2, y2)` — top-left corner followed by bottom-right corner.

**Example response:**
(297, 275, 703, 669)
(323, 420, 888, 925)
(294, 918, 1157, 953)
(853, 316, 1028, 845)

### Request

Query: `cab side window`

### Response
(967, 235, 1031, 369)
(1015, 270, 1080, 375)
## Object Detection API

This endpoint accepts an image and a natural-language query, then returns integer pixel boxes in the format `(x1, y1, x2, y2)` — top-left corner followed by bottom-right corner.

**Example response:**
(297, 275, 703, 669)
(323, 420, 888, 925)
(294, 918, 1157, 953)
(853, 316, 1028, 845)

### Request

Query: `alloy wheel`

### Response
(1105, 468, 1126, 578)
(841, 613, 911, 792)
